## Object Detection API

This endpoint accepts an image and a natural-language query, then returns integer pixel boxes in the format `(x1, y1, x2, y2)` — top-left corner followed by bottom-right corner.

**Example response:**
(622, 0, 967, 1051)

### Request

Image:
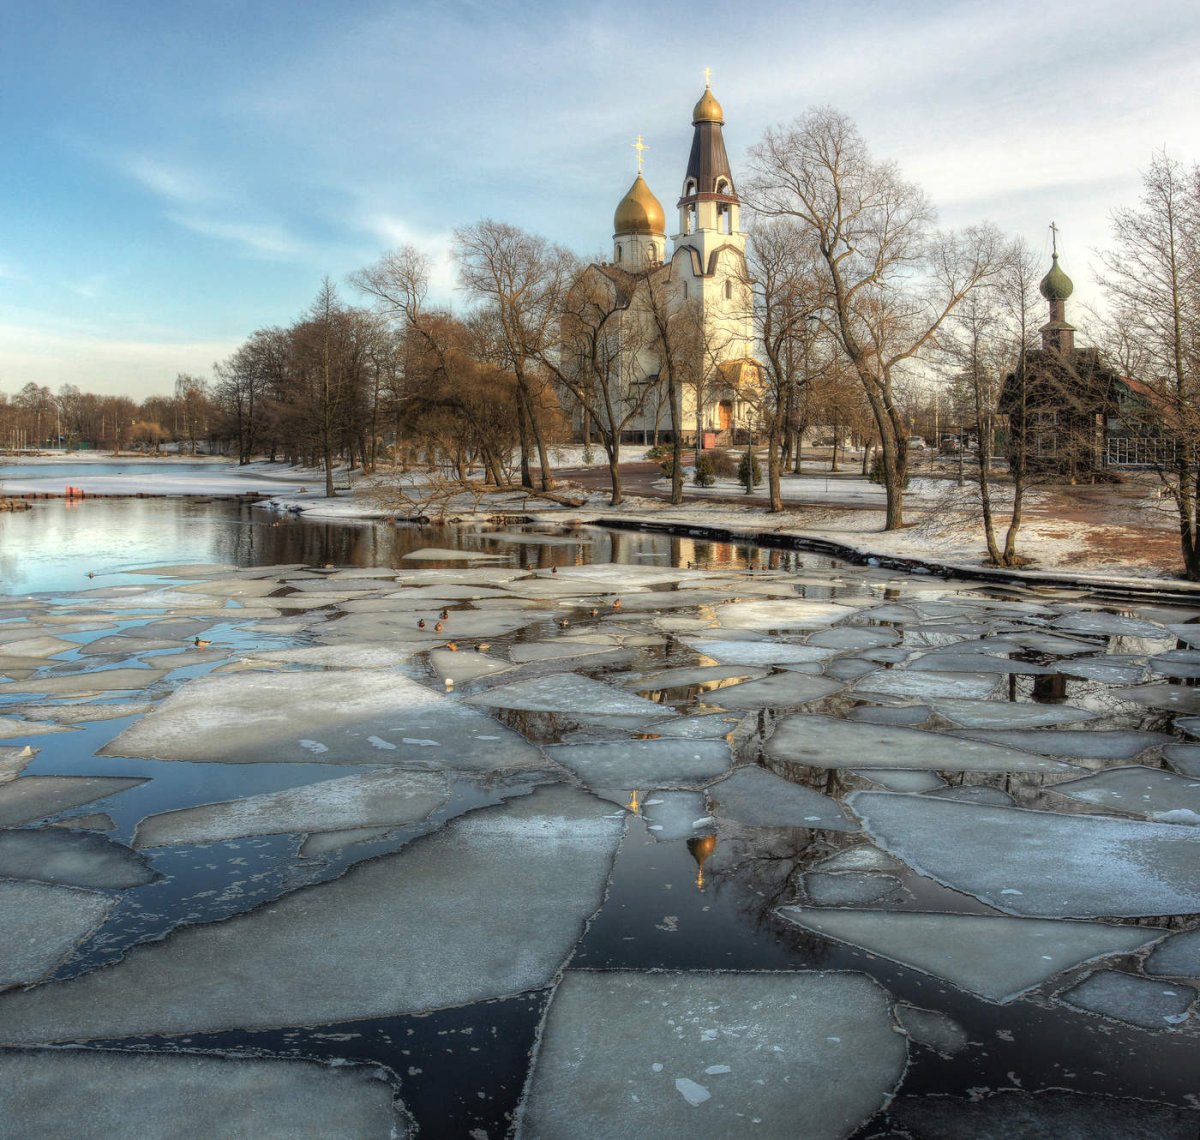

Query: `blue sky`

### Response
(4, 0, 1198, 399)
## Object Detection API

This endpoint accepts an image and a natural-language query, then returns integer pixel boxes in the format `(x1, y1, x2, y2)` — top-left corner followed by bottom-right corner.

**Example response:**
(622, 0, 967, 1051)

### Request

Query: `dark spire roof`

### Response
(680, 84, 736, 203)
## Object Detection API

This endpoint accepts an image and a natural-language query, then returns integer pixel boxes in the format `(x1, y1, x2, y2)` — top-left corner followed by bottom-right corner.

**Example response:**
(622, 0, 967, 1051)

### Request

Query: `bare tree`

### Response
(746, 107, 1005, 528)
(1099, 151, 1200, 578)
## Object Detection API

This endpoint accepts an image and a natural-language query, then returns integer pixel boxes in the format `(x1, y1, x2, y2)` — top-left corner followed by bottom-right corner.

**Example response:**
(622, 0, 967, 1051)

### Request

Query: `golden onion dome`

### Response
(692, 84, 724, 125)
(614, 173, 666, 236)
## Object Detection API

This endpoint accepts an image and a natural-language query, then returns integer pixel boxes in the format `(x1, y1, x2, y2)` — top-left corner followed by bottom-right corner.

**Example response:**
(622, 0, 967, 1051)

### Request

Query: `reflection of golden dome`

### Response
(687, 834, 718, 889)
(692, 85, 724, 125)
(614, 173, 666, 236)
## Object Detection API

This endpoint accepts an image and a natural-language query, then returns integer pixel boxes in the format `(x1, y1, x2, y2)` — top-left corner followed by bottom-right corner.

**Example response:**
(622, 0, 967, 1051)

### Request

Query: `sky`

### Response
(3, 0, 1199, 401)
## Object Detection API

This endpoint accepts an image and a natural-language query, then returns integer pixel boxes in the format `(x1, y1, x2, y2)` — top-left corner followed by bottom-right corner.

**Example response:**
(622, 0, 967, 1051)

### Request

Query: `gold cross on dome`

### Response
(631, 134, 648, 172)
(703, 66, 712, 87)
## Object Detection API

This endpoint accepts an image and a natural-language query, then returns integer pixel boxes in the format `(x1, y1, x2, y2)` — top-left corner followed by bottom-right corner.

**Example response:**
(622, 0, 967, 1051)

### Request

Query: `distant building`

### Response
(999, 250, 1122, 479)
(572, 82, 762, 445)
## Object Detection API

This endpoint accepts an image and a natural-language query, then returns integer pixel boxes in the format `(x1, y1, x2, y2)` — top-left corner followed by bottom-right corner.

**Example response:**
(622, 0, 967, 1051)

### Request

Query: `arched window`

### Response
(717, 204, 731, 234)
(682, 281, 688, 299)
(616, 245, 622, 263)
(724, 279, 732, 301)
(686, 204, 697, 234)
(715, 178, 730, 196)
(684, 178, 697, 198)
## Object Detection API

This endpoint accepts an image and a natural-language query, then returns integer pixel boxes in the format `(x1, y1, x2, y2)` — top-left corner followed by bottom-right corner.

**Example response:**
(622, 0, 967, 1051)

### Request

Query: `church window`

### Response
(616, 245, 622, 263)
(686, 204, 697, 234)
(683, 281, 688, 299)
(718, 204, 731, 234)
(724, 279, 732, 301)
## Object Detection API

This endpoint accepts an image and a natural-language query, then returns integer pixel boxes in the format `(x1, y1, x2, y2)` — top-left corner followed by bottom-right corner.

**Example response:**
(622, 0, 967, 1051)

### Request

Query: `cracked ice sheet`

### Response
(704, 671, 843, 709)
(716, 599, 864, 630)
(0, 786, 621, 1043)
(465, 674, 674, 718)
(1051, 766, 1200, 821)
(951, 728, 1171, 761)
(0, 716, 74, 738)
(239, 643, 415, 668)
(849, 790, 1200, 917)
(0, 882, 114, 985)
(778, 906, 1162, 1002)
(133, 769, 449, 848)
(707, 766, 855, 831)
(0, 745, 36, 783)
(0, 776, 146, 827)
(680, 639, 837, 666)
(100, 670, 545, 771)
(517, 970, 906, 1140)
(546, 739, 731, 790)
(0, 829, 157, 890)
(928, 699, 1099, 729)
(402, 547, 511, 560)
(854, 669, 1003, 700)
(765, 715, 1076, 773)
(0, 1051, 406, 1140)
(0, 666, 169, 696)
(1058, 969, 1197, 1031)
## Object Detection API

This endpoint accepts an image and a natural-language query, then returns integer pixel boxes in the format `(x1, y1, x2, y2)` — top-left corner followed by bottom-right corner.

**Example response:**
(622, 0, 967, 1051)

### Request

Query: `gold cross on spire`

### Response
(703, 66, 712, 87)
(631, 134, 648, 173)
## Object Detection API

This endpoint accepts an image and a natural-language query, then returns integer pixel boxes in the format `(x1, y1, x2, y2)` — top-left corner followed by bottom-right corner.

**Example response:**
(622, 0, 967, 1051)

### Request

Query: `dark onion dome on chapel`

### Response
(682, 83, 736, 201)
(614, 172, 666, 235)
(1040, 253, 1074, 301)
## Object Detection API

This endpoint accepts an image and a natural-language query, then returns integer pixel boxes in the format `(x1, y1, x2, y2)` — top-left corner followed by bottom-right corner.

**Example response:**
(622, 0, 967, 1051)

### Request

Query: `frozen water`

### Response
(0, 634, 79, 657)
(403, 547, 510, 560)
(300, 825, 395, 856)
(428, 646, 512, 683)
(0, 786, 622, 1041)
(679, 638, 835, 665)
(134, 770, 449, 847)
(894, 1004, 969, 1056)
(465, 674, 673, 718)
(1151, 650, 1200, 678)
(629, 665, 767, 691)
(0, 716, 72, 738)
(853, 769, 947, 793)
(103, 670, 546, 770)
(925, 785, 1016, 807)
(855, 670, 1002, 700)
(825, 658, 880, 680)
(50, 813, 116, 832)
(716, 599, 862, 630)
(240, 644, 415, 668)
(886, 1089, 1200, 1139)
(850, 791, 1200, 917)
(807, 626, 900, 650)
(1052, 766, 1200, 821)
(508, 640, 623, 665)
(0, 882, 114, 985)
(1058, 969, 1196, 1030)
(1054, 612, 1168, 638)
(802, 871, 906, 905)
(1056, 658, 1149, 685)
(847, 704, 931, 727)
(766, 715, 1076, 773)
(1, 666, 169, 696)
(909, 653, 1052, 675)
(546, 739, 731, 790)
(1118, 684, 1200, 714)
(0, 1051, 406, 1139)
(0, 776, 146, 828)
(0, 745, 36, 783)
(928, 699, 1099, 729)
(951, 728, 1170, 761)
(635, 713, 739, 739)
(1144, 928, 1200, 978)
(0, 829, 157, 889)
(706, 766, 855, 830)
(778, 906, 1162, 1002)
(641, 791, 710, 840)
(1163, 744, 1200, 777)
(703, 671, 844, 709)
(813, 845, 901, 873)
(517, 970, 906, 1140)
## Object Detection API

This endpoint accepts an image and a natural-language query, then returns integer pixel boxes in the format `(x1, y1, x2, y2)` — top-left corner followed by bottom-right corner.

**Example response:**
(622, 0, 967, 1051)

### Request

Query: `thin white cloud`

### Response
(123, 155, 223, 207)
(166, 213, 306, 259)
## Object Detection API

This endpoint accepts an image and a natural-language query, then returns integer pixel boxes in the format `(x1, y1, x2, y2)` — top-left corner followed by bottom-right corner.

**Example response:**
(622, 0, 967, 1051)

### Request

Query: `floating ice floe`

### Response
(1057, 969, 1196, 1031)
(0, 786, 621, 1042)
(813, 845, 901, 874)
(1115, 684, 1200, 714)
(887, 1090, 1200, 1139)
(808, 626, 900, 650)
(716, 600, 862, 630)
(517, 970, 906, 1140)
(508, 639, 622, 665)
(0, 776, 146, 828)
(1056, 657, 1150, 685)
(894, 1004, 969, 1057)
(0, 666, 169, 697)
(0, 635, 79, 658)
(852, 770, 946, 793)
(925, 784, 1016, 807)
(849, 791, 1200, 918)
(465, 674, 673, 719)
(1051, 766, 1200, 822)
(427, 647, 511, 684)
(706, 766, 854, 831)
(846, 705, 931, 727)
(0, 745, 36, 783)
(777, 906, 1162, 1002)
(855, 669, 1003, 700)
(950, 728, 1171, 761)
(50, 813, 116, 832)
(0, 1051, 407, 1139)
(1150, 650, 1200, 679)
(640, 791, 711, 840)
(703, 671, 844, 709)
(927, 699, 1098, 729)
(240, 644, 415, 669)
(802, 871, 906, 905)
(133, 769, 449, 848)
(629, 665, 767, 692)
(909, 653, 1052, 675)
(76, 635, 181, 656)
(102, 670, 545, 771)
(1163, 744, 1200, 777)
(679, 638, 835, 666)
(1145, 928, 1200, 978)
(1053, 611, 1169, 639)
(0, 716, 73, 739)
(0, 829, 157, 890)
(300, 825, 396, 856)
(765, 715, 1074, 773)
(402, 547, 511, 561)
(0, 881, 114, 985)
(635, 713, 739, 739)
(547, 739, 730, 790)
